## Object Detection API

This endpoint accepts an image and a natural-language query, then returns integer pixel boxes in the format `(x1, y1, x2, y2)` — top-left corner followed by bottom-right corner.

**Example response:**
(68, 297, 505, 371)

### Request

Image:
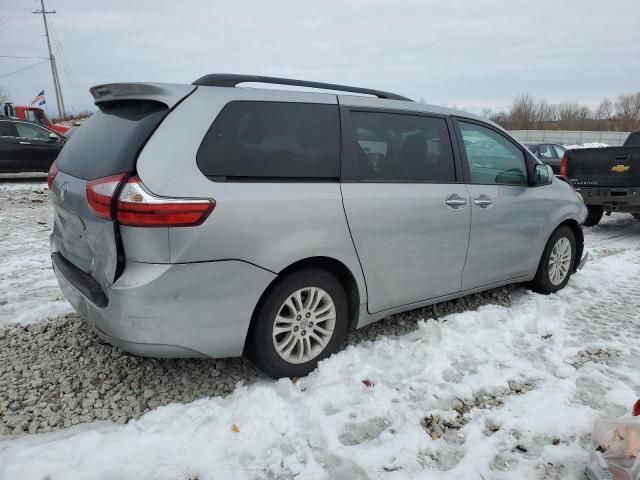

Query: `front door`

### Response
(0, 121, 26, 172)
(14, 122, 62, 172)
(340, 108, 470, 313)
(454, 119, 537, 290)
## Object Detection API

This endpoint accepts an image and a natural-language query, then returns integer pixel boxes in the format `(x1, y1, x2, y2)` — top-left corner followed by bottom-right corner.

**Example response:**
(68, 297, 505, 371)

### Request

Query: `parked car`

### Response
(524, 142, 567, 174)
(49, 74, 588, 377)
(561, 131, 640, 226)
(0, 118, 63, 173)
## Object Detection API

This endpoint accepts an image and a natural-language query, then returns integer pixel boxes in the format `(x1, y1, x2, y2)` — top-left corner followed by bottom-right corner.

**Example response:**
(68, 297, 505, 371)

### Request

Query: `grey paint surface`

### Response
(53, 258, 275, 357)
(50, 171, 119, 292)
(462, 180, 584, 290)
(51, 82, 588, 359)
(341, 183, 471, 313)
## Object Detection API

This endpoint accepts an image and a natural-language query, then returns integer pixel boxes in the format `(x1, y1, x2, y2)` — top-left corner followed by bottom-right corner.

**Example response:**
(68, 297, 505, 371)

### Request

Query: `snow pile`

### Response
(564, 142, 609, 149)
(2, 214, 640, 479)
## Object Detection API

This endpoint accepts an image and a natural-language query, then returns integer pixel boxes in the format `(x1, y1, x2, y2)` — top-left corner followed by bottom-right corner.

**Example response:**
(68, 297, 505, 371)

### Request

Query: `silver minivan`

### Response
(49, 74, 588, 377)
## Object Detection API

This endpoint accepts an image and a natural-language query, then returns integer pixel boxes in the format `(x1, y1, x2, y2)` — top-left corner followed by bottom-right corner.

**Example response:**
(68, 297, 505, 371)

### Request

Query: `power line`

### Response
(0, 59, 48, 79)
(33, 0, 66, 118)
(0, 55, 49, 59)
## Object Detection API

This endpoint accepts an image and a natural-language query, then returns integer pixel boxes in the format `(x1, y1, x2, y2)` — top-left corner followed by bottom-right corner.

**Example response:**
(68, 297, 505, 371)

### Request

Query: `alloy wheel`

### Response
(548, 237, 572, 285)
(272, 287, 337, 364)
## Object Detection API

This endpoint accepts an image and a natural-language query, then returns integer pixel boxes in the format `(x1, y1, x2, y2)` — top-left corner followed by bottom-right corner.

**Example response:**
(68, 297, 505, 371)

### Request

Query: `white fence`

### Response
(510, 130, 631, 146)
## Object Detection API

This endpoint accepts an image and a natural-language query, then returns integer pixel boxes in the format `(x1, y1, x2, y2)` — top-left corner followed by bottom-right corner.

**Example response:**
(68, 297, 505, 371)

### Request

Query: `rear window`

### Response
(625, 132, 640, 147)
(56, 100, 167, 180)
(196, 101, 340, 179)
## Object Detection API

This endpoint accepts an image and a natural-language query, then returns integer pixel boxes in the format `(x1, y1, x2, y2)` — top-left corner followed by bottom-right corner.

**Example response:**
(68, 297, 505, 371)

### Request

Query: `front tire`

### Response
(530, 226, 577, 294)
(583, 205, 604, 227)
(246, 269, 348, 378)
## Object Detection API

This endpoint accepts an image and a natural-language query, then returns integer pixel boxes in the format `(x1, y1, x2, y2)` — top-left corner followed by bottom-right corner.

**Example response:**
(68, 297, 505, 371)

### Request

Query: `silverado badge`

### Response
(611, 164, 630, 173)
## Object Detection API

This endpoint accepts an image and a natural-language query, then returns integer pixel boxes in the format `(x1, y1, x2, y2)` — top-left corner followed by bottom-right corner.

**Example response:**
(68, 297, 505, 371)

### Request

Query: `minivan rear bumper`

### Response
(52, 254, 276, 358)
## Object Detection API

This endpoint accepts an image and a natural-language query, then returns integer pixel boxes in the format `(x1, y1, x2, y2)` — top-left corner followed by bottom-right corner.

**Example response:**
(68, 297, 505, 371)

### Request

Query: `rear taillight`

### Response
(86, 173, 127, 221)
(560, 153, 568, 177)
(86, 174, 215, 227)
(47, 160, 58, 188)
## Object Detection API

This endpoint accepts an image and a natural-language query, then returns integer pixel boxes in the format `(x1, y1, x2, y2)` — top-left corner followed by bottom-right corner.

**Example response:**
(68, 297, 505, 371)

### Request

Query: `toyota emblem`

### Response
(61, 182, 69, 201)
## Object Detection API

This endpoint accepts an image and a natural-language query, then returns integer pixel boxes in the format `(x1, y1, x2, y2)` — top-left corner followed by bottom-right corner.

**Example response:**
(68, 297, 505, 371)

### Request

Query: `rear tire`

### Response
(246, 269, 348, 378)
(530, 226, 576, 295)
(583, 206, 604, 227)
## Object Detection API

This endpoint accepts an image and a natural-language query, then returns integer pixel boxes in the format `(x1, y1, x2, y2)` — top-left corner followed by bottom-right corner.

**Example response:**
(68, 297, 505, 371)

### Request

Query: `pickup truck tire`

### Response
(583, 206, 604, 227)
(530, 226, 576, 295)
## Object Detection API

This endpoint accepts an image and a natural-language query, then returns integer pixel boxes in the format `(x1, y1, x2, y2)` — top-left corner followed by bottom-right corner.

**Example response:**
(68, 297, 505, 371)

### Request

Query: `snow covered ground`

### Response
(1, 181, 640, 479)
(0, 180, 72, 325)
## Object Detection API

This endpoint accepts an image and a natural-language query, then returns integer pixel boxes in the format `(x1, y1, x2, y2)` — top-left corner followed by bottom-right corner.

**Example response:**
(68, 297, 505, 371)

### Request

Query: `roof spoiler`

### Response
(90, 83, 196, 108)
(192, 73, 413, 102)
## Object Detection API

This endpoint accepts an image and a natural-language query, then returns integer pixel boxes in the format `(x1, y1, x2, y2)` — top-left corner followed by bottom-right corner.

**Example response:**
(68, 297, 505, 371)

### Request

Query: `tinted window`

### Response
(625, 132, 640, 147)
(349, 111, 455, 182)
(15, 123, 53, 140)
(0, 121, 19, 137)
(197, 102, 339, 179)
(458, 122, 527, 185)
(57, 100, 167, 180)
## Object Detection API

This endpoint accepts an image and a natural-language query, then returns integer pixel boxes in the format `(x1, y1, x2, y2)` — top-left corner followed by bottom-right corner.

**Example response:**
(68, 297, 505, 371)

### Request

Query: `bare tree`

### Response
(509, 94, 538, 129)
(615, 93, 640, 131)
(595, 98, 614, 130)
(534, 98, 556, 129)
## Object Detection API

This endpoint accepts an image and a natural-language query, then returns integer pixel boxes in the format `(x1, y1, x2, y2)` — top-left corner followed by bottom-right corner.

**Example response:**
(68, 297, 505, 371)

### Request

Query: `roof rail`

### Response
(192, 74, 413, 102)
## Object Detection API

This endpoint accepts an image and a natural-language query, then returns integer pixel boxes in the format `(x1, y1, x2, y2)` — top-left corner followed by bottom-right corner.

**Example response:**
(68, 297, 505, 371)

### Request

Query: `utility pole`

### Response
(33, 0, 66, 118)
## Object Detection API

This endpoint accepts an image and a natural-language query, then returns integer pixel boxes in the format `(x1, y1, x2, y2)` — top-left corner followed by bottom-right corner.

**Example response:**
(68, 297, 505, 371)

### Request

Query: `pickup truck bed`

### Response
(563, 131, 640, 225)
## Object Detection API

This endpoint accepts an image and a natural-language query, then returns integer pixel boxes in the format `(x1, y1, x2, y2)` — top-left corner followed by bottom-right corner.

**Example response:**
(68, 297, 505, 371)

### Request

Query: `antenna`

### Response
(33, 0, 66, 118)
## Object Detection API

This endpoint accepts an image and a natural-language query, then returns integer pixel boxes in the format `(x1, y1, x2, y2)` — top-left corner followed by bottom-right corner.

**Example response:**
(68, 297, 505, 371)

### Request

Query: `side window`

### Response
(553, 145, 566, 158)
(197, 101, 340, 179)
(0, 122, 19, 138)
(538, 144, 557, 159)
(15, 123, 53, 141)
(25, 110, 38, 122)
(458, 121, 527, 185)
(349, 111, 455, 182)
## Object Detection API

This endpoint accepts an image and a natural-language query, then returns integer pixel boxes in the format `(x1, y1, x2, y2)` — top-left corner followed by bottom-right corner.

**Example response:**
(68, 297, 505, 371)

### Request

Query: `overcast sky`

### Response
(1, 0, 639, 117)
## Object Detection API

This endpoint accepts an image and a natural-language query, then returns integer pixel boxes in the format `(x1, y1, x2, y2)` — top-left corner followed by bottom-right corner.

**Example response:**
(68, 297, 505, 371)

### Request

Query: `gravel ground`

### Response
(0, 287, 512, 436)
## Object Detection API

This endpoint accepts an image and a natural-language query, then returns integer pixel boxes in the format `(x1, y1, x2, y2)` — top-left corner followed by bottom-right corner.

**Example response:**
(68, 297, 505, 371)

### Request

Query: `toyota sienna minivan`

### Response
(49, 74, 588, 377)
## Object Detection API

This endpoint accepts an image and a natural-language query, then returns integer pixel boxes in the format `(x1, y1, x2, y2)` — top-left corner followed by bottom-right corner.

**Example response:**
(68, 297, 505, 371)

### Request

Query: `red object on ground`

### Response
(13, 106, 70, 134)
(632, 400, 640, 416)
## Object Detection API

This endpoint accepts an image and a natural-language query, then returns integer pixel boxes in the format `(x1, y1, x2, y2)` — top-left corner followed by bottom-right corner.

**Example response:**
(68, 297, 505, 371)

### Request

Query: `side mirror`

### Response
(533, 163, 552, 186)
(48, 133, 59, 142)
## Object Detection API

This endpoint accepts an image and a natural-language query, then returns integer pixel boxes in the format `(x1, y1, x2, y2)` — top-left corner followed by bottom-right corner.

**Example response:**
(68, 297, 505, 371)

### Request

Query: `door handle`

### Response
(614, 155, 630, 160)
(19, 141, 31, 145)
(473, 198, 493, 208)
(446, 195, 467, 209)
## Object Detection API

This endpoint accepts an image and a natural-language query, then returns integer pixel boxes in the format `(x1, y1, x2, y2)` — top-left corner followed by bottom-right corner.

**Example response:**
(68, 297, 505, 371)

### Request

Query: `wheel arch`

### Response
(243, 256, 362, 353)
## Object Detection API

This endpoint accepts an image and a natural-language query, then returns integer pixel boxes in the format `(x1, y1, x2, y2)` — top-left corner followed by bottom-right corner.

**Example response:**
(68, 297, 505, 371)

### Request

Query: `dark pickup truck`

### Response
(562, 131, 640, 226)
